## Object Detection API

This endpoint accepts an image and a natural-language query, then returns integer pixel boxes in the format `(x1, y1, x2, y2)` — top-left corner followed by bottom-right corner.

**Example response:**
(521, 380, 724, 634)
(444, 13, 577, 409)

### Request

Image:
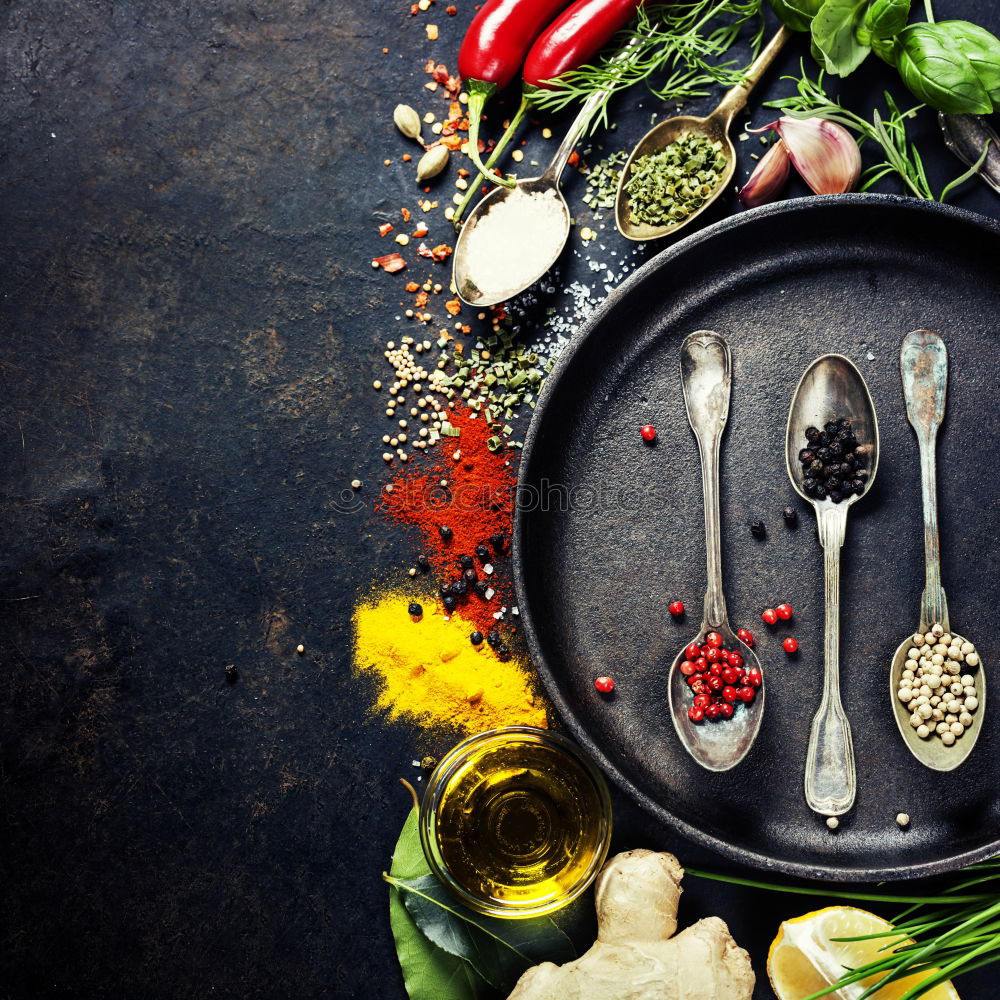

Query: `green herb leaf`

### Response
(770, 0, 823, 32)
(386, 873, 576, 992)
(894, 23, 993, 114)
(934, 20, 1000, 104)
(864, 0, 911, 39)
(387, 808, 498, 1000)
(810, 0, 872, 76)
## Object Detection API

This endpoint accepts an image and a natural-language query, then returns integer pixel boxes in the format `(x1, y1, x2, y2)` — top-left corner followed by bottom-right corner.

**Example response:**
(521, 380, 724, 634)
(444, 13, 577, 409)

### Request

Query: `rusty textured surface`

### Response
(1, 1, 999, 997)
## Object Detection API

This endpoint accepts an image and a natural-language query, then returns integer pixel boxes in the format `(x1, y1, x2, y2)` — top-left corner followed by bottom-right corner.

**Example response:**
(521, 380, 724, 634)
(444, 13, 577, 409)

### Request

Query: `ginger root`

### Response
(507, 849, 754, 1000)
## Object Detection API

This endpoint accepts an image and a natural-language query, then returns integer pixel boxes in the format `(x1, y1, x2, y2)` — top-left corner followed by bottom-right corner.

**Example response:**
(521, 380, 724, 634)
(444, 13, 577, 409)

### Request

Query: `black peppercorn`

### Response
(750, 520, 766, 539)
(473, 580, 488, 597)
(817, 447, 832, 462)
(853, 478, 866, 494)
(817, 432, 830, 447)
(809, 459, 824, 474)
(487, 629, 501, 647)
(838, 417, 852, 430)
(782, 506, 798, 526)
(805, 426, 821, 443)
(443, 595, 457, 612)
(463, 567, 477, 583)
(804, 481, 818, 497)
(439, 525, 453, 540)
(475, 544, 489, 560)
(452, 579, 467, 596)
(470, 631, 483, 646)
(828, 441, 843, 458)
(799, 448, 816, 463)
(440, 581, 452, 596)
(408, 601, 423, 617)
(814, 483, 828, 498)
(459, 554, 473, 569)
(824, 421, 839, 435)
(489, 532, 505, 550)
(827, 476, 842, 491)
(225, 664, 238, 683)
(496, 643, 510, 658)
(416, 554, 430, 572)
(829, 489, 843, 503)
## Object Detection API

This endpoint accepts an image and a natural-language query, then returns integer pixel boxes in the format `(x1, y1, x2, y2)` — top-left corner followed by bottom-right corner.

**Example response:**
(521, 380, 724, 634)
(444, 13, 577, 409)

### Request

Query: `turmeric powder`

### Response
(352, 588, 547, 733)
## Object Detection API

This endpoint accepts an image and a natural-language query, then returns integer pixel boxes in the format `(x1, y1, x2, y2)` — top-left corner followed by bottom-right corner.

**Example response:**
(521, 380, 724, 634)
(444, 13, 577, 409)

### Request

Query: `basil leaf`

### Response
(934, 20, 1000, 104)
(388, 873, 576, 992)
(387, 809, 498, 1000)
(811, 0, 872, 76)
(895, 23, 992, 114)
(864, 0, 910, 39)
(770, 0, 823, 33)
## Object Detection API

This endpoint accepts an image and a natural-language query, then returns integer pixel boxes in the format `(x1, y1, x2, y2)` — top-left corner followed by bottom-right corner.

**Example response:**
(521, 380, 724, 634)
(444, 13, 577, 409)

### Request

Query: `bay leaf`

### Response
(386, 872, 576, 992)
(387, 808, 496, 1000)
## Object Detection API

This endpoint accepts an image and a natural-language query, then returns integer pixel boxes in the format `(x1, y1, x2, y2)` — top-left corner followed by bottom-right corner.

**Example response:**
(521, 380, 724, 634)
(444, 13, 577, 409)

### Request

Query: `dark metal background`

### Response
(515, 196, 1000, 880)
(1, 1, 998, 997)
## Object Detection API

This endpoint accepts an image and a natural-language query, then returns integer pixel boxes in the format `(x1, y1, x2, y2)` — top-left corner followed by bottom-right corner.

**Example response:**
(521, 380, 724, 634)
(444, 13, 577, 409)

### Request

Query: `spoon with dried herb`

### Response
(615, 26, 790, 241)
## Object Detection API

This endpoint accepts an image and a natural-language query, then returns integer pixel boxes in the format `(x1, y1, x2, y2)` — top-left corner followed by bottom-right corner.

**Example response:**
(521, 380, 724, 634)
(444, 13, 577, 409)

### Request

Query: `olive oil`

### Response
(432, 731, 610, 913)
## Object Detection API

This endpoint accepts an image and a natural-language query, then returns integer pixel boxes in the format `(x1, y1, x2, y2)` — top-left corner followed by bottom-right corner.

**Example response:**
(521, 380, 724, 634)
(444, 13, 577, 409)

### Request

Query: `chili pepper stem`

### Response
(464, 80, 517, 191)
(453, 93, 532, 227)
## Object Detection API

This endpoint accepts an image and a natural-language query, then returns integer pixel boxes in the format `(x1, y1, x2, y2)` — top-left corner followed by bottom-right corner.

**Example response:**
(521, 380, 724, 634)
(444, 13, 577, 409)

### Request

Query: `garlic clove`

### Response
(738, 139, 791, 207)
(759, 116, 861, 196)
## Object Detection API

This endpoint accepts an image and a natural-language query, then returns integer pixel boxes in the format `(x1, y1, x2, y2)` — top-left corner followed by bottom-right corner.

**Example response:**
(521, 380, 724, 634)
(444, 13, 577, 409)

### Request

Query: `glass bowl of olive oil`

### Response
(419, 726, 612, 919)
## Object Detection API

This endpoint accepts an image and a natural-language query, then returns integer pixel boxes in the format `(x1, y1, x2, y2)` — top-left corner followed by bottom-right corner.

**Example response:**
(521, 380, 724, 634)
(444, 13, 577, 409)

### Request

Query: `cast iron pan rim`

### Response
(513, 193, 1000, 881)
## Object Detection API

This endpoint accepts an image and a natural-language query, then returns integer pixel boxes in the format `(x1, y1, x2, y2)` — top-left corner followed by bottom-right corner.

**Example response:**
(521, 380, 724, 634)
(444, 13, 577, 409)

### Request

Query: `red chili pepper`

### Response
(522, 0, 644, 90)
(454, 0, 643, 225)
(458, 0, 574, 186)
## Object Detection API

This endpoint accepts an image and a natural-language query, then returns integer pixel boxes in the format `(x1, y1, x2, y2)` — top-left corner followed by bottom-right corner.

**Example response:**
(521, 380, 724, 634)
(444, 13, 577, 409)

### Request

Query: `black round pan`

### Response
(513, 194, 1000, 880)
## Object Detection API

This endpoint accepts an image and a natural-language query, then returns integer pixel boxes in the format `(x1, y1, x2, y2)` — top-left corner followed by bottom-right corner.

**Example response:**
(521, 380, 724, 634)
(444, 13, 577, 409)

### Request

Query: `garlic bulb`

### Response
(738, 140, 791, 207)
(755, 116, 861, 196)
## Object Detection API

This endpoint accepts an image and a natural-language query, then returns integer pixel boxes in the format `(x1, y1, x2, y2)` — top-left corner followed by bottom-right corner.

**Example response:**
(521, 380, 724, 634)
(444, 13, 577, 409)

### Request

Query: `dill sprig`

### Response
(767, 64, 990, 202)
(687, 855, 1000, 999)
(530, 0, 766, 135)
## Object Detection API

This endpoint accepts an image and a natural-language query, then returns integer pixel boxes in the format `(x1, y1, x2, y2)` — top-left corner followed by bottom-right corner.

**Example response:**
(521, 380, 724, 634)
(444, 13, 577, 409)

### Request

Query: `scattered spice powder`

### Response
(352, 589, 546, 733)
(380, 403, 515, 631)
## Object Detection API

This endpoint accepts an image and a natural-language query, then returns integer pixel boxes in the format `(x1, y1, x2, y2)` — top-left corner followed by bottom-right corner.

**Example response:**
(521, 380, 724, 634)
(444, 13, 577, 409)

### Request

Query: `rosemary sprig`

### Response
(531, 0, 766, 135)
(687, 858, 1000, 1000)
(767, 64, 990, 202)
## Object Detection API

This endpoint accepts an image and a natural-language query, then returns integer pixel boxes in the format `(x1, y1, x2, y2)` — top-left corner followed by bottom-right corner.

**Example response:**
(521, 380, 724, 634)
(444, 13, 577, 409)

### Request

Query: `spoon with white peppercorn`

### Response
(891, 330, 984, 771)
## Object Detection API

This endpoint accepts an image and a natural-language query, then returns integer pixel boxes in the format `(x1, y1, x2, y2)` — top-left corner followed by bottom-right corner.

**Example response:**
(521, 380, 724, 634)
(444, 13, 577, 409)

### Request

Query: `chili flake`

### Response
(378, 223, 394, 237)
(373, 253, 407, 273)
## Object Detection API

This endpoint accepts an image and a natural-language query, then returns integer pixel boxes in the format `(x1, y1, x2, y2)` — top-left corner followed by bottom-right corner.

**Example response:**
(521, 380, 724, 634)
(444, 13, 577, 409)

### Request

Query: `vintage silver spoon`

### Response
(891, 330, 984, 770)
(786, 355, 879, 818)
(614, 25, 790, 242)
(668, 330, 765, 771)
(453, 43, 637, 307)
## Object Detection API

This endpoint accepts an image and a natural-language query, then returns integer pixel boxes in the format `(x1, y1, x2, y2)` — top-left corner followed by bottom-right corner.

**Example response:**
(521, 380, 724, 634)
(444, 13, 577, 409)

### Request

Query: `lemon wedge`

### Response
(768, 905, 961, 1000)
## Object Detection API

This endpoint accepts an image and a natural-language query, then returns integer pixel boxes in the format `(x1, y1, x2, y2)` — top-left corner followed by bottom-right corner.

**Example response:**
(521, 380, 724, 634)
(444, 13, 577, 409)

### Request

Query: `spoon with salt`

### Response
(668, 330, 765, 771)
(891, 330, 984, 770)
(614, 25, 790, 242)
(452, 44, 637, 307)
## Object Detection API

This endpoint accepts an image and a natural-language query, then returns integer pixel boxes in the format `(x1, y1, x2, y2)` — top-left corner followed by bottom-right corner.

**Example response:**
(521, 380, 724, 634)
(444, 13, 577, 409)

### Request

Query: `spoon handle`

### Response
(680, 331, 731, 629)
(542, 39, 641, 184)
(712, 26, 791, 126)
(900, 329, 950, 632)
(805, 503, 856, 816)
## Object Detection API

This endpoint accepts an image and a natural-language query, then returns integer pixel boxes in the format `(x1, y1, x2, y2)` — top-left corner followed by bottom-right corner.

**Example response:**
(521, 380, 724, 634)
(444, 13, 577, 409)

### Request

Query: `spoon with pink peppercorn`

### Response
(668, 331, 765, 771)
(891, 330, 984, 771)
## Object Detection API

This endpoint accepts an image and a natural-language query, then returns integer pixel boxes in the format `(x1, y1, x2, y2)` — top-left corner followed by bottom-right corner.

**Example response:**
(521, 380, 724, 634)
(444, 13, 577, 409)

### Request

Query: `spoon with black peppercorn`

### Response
(891, 330, 983, 771)
(786, 355, 879, 820)
(668, 331, 765, 772)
